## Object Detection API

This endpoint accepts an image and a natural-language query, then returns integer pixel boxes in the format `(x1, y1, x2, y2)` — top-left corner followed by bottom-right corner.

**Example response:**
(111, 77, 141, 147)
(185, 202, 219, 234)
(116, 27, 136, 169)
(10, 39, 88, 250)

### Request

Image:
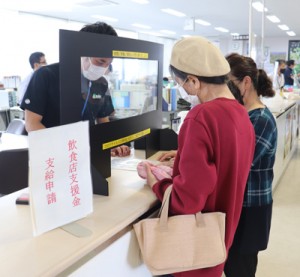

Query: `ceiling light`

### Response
(231, 33, 239, 36)
(266, 15, 280, 23)
(139, 31, 163, 37)
(132, 23, 151, 29)
(161, 8, 186, 17)
(160, 29, 176, 35)
(131, 0, 149, 4)
(252, 1, 268, 12)
(215, 27, 229, 33)
(91, 15, 118, 22)
(76, 0, 119, 7)
(195, 19, 211, 26)
(278, 24, 289, 31)
(287, 31, 296, 36)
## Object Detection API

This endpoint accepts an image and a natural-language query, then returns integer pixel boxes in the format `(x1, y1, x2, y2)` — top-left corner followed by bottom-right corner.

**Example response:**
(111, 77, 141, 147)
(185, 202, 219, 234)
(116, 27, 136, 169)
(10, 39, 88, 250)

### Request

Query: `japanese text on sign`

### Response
(112, 50, 149, 59)
(68, 139, 81, 207)
(45, 157, 56, 205)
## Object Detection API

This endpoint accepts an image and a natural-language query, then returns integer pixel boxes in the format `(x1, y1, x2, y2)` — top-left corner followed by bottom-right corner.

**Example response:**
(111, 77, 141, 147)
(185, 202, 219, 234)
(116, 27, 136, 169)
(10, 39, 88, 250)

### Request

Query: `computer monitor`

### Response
(59, 30, 163, 195)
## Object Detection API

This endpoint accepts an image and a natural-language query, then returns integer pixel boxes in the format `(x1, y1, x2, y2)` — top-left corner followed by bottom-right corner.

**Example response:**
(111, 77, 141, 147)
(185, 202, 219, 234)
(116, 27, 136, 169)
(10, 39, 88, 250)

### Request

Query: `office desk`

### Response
(0, 150, 158, 276)
(0, 132, 28, 150)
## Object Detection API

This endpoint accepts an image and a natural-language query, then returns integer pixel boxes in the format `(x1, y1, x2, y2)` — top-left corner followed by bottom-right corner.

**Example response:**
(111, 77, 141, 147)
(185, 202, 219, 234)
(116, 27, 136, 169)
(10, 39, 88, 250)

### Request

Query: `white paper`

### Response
(28, 121, 93, 236)
(111, 157, 144, 171)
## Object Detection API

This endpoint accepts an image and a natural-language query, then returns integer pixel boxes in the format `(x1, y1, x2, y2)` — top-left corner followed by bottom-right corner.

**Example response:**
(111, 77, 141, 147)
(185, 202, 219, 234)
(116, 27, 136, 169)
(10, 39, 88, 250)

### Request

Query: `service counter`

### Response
(0, 149, 158, 276)
(272, 99, 298, 190)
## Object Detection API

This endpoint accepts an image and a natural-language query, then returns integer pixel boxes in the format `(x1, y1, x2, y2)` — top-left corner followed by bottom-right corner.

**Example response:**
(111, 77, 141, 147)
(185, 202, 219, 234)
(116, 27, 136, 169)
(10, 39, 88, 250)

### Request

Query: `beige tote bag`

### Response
(133, 185, 226, 275)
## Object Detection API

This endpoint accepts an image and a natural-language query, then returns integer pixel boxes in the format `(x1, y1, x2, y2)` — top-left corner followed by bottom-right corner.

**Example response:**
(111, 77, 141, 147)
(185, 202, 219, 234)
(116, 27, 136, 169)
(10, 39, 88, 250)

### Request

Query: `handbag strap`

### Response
(158, 185, 205, 230)
(158, 185, 172, 230)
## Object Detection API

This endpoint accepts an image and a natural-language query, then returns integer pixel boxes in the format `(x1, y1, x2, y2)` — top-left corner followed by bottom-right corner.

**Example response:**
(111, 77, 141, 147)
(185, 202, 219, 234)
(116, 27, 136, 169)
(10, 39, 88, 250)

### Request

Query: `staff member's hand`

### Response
(111, 145, 131, 157)
(144, 162, 159, 189)
(157, 150, 177, 162)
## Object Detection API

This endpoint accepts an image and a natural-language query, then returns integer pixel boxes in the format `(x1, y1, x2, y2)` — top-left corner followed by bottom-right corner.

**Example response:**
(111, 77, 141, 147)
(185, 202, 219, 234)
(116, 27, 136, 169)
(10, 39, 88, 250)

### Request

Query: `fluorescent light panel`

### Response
(252, 1, 268, 12)
(160, 29, 176, 35)
(215, 27, 229, 33)
(278, 24, 289, 31)
(91, 15, 118, 22)
(287, 31, 296, 36)
(195, 19, 211, 26)
(132, 23, 151, 29)
(267, 15, 280, 23)
(231, 33, 239, 36)
(140, 31, 163, 36)
(161, 8, 186, 17)
(131, 0, 149, 4)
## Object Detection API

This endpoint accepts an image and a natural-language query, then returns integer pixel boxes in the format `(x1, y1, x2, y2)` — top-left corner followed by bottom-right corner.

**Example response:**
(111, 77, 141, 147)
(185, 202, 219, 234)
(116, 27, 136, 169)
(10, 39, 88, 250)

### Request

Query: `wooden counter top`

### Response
(0, 150, 158, 276)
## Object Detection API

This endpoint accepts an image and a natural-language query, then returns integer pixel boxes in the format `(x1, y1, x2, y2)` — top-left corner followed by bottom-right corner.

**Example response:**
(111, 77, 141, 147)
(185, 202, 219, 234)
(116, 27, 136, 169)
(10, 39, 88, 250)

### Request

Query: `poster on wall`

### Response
(288, 40, 300, 72)
(270, 52, 286, 64)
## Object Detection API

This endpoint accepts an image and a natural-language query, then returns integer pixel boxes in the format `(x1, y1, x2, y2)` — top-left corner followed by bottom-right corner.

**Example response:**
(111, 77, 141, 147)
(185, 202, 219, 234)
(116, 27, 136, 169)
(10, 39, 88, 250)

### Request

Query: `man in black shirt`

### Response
(21, 22, 130, 157)
(284, 59, 295, 86)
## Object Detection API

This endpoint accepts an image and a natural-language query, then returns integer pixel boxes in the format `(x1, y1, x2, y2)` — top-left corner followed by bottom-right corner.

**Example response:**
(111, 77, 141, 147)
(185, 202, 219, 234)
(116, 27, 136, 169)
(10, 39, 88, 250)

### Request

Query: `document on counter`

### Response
(111, 156, 144, 171)
(111, 148, 154, 171)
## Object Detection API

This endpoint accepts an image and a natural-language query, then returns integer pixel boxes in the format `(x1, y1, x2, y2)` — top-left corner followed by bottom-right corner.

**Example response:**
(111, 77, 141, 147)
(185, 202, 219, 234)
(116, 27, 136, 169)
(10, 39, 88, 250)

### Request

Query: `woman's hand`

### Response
(111, 145, 131, 157)
(144, 162, 159, 189)
(157, 150, 177, 162)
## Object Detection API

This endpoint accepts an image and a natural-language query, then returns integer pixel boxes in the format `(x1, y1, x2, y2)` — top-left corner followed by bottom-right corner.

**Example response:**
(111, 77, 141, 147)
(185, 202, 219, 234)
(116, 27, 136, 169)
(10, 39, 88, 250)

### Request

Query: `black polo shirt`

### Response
(21, 63, 60, 128)
(21, 63, 115, 127)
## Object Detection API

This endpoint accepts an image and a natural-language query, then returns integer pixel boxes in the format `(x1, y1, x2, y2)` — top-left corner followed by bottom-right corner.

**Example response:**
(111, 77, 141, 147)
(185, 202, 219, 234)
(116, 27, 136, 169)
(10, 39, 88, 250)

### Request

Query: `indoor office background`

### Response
(0, 11, 174, 82)
(1, 1, 300, 83)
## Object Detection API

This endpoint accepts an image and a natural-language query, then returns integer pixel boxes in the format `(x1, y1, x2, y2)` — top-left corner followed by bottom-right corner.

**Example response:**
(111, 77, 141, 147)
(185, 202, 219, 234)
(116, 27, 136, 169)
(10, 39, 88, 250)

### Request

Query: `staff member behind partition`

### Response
(20, 22, 130, 157)
(143, 36, 256, 277)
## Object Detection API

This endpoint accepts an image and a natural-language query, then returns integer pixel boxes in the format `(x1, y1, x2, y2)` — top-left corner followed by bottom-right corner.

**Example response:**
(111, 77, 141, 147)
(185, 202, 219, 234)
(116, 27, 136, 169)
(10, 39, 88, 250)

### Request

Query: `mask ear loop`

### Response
(81, 81, 92, 118)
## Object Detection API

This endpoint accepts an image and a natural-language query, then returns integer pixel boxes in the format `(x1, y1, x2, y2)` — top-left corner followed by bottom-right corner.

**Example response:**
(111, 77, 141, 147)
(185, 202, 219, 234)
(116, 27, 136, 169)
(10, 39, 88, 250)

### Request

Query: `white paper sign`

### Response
(28, 121, 93, 236)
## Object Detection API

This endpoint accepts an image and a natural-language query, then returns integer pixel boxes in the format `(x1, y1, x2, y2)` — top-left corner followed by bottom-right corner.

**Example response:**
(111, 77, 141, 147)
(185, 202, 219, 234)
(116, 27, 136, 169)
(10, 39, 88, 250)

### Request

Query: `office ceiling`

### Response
(0, 0, 299, 40)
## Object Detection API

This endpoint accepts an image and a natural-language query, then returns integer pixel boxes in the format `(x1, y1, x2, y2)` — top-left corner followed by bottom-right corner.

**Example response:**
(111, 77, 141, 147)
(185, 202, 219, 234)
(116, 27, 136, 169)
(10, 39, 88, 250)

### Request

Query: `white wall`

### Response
(0, 9, 174, 85)
(0, 10, 84, 81)
(0, 8, 297, 85)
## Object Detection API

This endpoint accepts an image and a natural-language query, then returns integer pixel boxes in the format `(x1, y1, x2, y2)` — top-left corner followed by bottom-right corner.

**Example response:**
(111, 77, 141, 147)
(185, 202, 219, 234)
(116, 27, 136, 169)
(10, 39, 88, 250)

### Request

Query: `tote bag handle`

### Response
(158, 185, 204, 230)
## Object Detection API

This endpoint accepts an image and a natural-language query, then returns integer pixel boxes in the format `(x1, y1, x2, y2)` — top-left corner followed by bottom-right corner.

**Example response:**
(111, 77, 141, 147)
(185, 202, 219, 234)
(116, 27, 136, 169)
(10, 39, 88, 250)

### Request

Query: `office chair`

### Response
(6, 119, 27, 135)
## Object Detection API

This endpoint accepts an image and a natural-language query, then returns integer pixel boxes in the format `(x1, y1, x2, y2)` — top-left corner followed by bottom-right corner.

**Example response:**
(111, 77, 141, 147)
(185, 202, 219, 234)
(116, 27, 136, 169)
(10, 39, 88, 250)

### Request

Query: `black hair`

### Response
(29, 52, 45, 69)
(287, 60, 295, 67)
(169, 65, 227, 85)
(226, 53, 275, 98)
(80, 21, 118, 37)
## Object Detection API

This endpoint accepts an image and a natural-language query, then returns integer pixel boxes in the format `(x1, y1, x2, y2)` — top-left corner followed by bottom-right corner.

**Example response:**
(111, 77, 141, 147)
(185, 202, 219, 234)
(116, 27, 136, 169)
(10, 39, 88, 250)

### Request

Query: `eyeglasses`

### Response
(177, 78, 187, 87)
(169, 69, 187, 87)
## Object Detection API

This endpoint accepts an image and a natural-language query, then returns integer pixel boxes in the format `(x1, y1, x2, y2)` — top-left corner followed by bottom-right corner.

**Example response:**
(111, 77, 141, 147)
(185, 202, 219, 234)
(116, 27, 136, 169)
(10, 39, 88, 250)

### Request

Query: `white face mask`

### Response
(82, 57, 108, 81)
(177, 86, 200, 108)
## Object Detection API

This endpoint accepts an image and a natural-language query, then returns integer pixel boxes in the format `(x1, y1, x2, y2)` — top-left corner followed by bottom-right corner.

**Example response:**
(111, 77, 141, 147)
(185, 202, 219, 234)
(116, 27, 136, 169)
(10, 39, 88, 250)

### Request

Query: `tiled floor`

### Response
(255, 139, 300, 277)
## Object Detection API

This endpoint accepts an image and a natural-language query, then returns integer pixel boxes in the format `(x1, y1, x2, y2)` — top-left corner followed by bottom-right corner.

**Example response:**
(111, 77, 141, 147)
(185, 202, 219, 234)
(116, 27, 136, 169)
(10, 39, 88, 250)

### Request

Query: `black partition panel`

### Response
(59, 30, 163, 195)
(0, 149, 28, 195)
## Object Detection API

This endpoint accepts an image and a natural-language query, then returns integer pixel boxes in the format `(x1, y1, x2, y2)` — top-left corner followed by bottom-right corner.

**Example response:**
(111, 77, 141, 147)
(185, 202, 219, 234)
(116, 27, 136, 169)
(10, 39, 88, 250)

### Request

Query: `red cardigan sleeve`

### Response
(152, 117, 217, 215)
